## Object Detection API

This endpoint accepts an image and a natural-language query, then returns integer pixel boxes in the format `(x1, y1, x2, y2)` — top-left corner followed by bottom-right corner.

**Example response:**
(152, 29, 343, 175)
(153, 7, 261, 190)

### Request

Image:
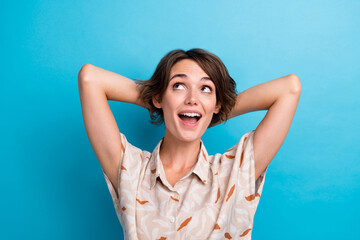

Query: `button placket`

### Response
(168, 191, 179, 228)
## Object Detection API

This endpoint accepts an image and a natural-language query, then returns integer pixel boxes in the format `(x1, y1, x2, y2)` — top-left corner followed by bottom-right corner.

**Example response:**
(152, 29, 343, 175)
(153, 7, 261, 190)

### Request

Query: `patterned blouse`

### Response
(102, 130, 267, 240)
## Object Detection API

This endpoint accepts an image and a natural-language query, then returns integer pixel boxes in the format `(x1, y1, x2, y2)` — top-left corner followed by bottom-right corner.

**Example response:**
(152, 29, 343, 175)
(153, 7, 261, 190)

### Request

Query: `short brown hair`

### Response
(136, 48, 237, 127)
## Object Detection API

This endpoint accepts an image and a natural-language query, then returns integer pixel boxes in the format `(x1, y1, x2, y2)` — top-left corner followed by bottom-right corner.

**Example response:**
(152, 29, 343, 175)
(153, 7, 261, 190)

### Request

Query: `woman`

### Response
(78, 48, 301, 240)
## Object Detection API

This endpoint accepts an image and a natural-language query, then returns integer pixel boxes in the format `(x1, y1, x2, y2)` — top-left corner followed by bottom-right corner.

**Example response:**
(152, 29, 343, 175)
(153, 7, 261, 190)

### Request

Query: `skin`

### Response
(152, 59, 221, 175)
(78, 59, 301, 193)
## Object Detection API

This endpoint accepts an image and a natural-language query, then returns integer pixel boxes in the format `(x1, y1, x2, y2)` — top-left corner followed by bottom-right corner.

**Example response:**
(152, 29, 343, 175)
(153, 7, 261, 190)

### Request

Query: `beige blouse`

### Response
(102, 130, 267, 240)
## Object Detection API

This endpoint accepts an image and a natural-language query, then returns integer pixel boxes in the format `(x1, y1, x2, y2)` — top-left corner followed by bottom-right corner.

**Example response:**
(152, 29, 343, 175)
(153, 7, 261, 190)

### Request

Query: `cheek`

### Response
(204, 98, 218, 112)
(161, 102, 177, 121)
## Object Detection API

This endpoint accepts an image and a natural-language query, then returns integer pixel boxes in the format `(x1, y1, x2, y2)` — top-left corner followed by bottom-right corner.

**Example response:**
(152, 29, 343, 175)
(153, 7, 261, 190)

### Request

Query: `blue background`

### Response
(1, 0, 359, 239)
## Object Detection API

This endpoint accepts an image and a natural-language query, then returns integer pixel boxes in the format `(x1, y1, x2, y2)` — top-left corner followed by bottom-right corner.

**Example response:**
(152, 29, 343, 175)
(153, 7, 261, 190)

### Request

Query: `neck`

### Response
(159, 131, 201, 172)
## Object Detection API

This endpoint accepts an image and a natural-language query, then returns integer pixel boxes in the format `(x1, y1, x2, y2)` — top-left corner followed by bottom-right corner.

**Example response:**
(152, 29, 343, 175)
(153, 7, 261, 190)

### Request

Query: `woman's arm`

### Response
(228, 74, 300, 118)
(79, 64, 145, 107)
(225, 74, 301, 180)
(78, 64, 144, 196)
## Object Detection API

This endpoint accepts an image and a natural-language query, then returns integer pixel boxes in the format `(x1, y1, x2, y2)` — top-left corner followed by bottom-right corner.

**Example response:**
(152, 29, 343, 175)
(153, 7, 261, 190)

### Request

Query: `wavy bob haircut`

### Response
(136, 48, 237, 127)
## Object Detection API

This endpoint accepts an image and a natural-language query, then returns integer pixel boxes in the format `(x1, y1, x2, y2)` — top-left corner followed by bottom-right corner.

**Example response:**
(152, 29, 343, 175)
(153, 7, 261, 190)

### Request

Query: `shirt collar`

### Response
(149, 138, 210, 190)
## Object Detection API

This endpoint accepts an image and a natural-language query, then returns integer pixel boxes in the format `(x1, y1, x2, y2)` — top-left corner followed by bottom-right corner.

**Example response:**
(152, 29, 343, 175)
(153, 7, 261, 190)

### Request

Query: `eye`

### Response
(173, 82, 185, 90)
(201, 85, 212, 93)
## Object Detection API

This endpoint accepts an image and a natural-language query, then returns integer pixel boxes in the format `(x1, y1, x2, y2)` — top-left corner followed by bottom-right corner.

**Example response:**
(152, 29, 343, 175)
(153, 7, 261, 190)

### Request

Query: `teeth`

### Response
(180, 112, 201, 117)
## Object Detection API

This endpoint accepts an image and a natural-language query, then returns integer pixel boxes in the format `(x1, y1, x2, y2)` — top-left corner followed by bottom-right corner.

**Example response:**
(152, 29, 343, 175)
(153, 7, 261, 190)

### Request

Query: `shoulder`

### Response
(209, 130, 255, 171)
(120, 133, 151, 165)
(216, 130, 255, 159)
(209, 130, 255, 166)
(120, 133, 143, 153)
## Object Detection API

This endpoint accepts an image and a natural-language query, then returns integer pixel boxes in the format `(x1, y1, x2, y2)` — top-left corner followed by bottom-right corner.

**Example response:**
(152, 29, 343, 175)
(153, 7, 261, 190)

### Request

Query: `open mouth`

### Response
(178, 112, 202, 125)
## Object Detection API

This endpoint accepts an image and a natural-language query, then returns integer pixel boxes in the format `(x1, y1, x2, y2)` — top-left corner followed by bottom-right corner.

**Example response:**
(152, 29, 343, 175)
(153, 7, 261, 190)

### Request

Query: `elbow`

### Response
(287, 74, 302, 94)
(78, 63, 93, 84)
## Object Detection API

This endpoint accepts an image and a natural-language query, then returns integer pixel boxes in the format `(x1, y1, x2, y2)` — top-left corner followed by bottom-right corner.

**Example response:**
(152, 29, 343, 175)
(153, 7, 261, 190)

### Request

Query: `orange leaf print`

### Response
(177, 216, 192, 231)
(226, 184, 235, 202)
(121, 142, 125, 153)
(215, 187, 220, 204)
(140, 153, 142, 159)
(225, 154, 235, 159)
(157, 237, 167, 240)
(240, 228, 252, 237)
(224, 232, 232, 239)
(245, 194, 255, 201)
(214, 172, 218, 175)
(122, 206, 126, 211)
(256, 193, 261, 198)
(239, 150, 245, 168)
(214, 224, 221, 230)
(151, 168, 156, 174)
(225, 147, 233, 152)
(202, 149, 207, 161)
(121, 166, 127, 171)
(136, 198, 149, 205)
(170, 196, 179, 202)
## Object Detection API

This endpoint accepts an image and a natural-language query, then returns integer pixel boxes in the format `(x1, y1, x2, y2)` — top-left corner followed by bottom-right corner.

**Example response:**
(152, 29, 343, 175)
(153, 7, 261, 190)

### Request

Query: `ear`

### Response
(152, 95, 162, 109)
(214, 103, 221, 114)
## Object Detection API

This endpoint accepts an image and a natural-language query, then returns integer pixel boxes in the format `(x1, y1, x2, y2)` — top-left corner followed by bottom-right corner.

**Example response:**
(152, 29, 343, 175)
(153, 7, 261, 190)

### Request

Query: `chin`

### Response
(176, 125, 209, 143)
(178, 133, 202, 143)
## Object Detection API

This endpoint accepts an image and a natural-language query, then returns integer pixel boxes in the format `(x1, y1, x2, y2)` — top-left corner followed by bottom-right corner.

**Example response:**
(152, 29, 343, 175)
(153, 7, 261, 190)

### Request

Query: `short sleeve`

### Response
(103, 169, 121, 213)
(247, 130, 267, 197)
(101, 132, 128, 213)
(233, 130, 268, 210)
(101, 132, 144, 216)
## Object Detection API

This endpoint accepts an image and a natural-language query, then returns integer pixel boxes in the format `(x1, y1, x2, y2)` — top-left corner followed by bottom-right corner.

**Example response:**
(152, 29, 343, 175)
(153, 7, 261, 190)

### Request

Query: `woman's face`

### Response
(153, 59, 221, 143)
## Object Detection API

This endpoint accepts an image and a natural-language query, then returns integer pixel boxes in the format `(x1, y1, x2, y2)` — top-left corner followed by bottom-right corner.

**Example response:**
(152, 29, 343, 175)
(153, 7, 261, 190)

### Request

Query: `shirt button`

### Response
(169, 216, 175, 223)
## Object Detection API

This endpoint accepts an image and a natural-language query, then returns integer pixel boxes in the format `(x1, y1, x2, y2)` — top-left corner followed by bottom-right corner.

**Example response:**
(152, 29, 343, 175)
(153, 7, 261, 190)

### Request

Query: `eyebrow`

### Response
(169, 74, 212, 81)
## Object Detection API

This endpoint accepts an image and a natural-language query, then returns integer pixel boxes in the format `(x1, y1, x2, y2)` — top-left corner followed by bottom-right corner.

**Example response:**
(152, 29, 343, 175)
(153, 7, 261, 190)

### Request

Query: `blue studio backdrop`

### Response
(1, 0, 359, 239)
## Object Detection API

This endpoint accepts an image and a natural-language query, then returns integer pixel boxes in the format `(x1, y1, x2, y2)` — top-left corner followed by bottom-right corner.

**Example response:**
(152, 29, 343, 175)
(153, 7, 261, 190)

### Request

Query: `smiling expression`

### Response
(152, 59, 221, 143)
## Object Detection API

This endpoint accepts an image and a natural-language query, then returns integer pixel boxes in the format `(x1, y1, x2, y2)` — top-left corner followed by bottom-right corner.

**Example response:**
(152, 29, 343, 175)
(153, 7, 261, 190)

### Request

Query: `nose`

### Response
(185, 88, 198, 105)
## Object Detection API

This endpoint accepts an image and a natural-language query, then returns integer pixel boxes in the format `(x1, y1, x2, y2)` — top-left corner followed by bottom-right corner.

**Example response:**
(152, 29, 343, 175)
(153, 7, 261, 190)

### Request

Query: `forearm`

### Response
(229, 74, 300, 118)
(78, 64, 145, 107)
